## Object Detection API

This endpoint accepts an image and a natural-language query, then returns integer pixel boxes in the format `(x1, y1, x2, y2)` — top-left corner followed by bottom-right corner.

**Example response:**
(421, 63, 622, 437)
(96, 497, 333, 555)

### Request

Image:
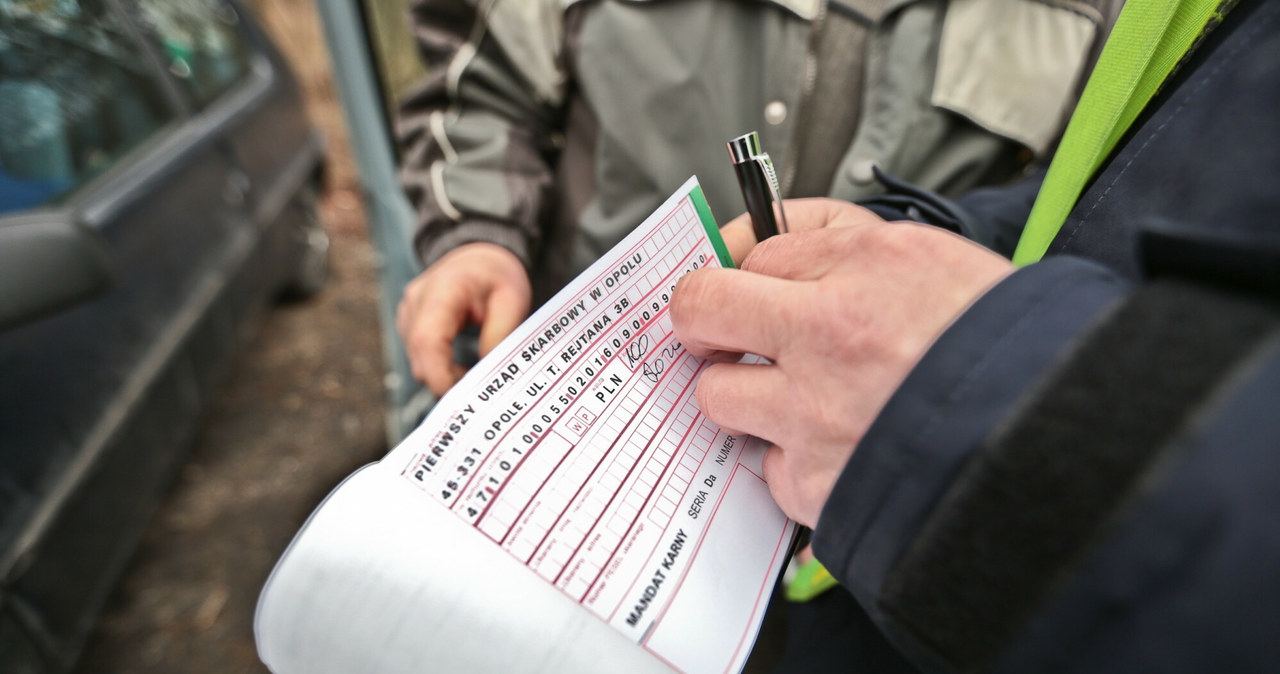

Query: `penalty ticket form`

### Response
(257, 177, 796, 674)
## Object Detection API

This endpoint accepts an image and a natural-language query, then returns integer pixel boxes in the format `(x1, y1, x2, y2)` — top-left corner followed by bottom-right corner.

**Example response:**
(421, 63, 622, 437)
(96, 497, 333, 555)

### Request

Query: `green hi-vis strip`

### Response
(1012, 0, 1224, 265)
(690, 185, 735, 270)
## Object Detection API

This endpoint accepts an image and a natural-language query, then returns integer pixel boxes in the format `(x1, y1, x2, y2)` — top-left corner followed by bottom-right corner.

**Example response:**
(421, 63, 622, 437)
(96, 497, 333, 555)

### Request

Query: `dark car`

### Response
(0, 0, 327, 670)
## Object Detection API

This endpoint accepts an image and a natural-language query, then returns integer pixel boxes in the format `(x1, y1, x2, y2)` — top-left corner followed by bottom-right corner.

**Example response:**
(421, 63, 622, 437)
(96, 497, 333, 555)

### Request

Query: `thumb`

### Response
(718, 214, 757, 267)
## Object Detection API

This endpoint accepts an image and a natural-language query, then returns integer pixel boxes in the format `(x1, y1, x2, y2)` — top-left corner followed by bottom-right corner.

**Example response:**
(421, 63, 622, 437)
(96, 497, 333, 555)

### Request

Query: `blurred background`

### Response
(0, 1, 784, 671)
(70, 0, 399, 671)
(0, 0, 419, 670)
(75, 2, 374, 670)
(74, 1, 405, 671)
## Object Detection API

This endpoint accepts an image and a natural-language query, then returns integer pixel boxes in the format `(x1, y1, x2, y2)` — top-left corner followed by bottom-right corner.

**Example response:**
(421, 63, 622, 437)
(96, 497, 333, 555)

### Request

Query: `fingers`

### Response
(718, 198, 881, 268)
(739, 213, 894, 281)
(717, 214, 756, 267)
(670, 267, 797, 362)
(760, 446, 796, 523)
(739, 231, 849, 281)
(761, 445, 819, 528)
(478, 283, 531, 357)
(401, 283, 469, 396)
(778, 197, 879, 232)
(717, 200, 891, 281)
(695, 361, 790, 445)
(396, 243, 532, 396)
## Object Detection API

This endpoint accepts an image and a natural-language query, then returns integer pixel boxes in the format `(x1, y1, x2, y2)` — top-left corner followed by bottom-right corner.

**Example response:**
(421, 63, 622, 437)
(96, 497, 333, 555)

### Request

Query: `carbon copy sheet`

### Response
(382, 177, 796, 673)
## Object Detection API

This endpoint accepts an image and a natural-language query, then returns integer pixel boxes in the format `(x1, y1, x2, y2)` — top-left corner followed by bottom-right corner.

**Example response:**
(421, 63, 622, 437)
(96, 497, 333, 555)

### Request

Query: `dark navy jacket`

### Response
(813, 1, 1280, 671)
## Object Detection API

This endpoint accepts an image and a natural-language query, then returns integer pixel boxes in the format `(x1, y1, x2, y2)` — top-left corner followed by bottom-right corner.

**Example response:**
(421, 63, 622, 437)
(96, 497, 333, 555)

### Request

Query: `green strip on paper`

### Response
(690, 184, 735, 270)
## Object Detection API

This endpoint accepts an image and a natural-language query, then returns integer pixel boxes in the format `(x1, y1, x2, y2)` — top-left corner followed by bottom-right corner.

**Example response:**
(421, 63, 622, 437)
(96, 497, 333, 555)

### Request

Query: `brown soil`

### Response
(73, 1, 387, 671)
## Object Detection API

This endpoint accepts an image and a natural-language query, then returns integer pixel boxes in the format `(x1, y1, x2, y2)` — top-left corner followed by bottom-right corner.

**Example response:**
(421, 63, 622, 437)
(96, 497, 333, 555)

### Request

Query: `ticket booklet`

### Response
(255, 177, 797, 674)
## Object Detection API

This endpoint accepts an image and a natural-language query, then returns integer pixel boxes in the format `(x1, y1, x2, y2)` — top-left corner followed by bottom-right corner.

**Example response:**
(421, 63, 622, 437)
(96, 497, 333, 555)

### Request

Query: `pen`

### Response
(727, 130, 788, 241)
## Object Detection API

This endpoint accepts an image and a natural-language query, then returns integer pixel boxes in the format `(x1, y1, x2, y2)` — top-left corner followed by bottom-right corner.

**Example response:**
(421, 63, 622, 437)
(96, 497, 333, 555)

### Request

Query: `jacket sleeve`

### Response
(812, 256, 1280, 671)
(810, 257, 1128, 621)
(396, 0, 566, 269)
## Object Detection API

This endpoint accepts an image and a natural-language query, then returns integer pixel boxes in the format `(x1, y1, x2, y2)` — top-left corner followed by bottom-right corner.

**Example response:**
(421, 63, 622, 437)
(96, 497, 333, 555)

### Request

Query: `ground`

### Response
(73, 1, 388, 671)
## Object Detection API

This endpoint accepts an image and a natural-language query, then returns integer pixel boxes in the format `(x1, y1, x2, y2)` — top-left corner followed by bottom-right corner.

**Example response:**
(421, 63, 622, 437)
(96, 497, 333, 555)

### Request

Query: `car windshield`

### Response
(0, 0, 171, 216)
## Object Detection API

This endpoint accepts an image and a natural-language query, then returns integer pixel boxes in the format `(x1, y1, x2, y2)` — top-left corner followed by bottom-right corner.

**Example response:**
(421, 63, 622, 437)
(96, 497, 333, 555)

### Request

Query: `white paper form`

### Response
(381, 176, 796, 673)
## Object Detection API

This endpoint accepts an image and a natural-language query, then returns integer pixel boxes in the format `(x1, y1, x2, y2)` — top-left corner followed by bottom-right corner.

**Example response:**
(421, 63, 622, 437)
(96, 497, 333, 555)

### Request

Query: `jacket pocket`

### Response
(932, 0, 1101, 156)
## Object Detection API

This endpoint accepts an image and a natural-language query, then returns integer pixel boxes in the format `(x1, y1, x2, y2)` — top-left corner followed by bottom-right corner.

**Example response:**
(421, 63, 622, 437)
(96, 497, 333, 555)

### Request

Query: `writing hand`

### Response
(670, 199, 1012, 526)
(397, 242, 532, 396)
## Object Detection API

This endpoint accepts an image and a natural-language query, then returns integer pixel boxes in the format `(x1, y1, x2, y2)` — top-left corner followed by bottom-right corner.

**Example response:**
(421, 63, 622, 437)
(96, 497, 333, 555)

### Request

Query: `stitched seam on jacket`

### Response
(1058, 5, 1269, 251)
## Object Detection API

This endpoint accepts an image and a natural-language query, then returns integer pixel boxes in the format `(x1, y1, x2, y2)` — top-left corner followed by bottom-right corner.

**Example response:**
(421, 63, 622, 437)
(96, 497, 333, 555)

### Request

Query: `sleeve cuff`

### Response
(416, 218, 535, 272)
(812, 257, 1129, 608)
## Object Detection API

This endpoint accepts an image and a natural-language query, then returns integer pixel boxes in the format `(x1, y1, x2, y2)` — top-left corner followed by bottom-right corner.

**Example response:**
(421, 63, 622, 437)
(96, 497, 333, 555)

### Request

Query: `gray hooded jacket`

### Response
(399, 0, 1120, 302)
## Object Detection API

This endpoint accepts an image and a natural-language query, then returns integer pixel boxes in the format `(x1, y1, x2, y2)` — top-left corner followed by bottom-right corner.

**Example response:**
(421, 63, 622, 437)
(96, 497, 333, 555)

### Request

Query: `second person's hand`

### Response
(396, 242, 532, 396)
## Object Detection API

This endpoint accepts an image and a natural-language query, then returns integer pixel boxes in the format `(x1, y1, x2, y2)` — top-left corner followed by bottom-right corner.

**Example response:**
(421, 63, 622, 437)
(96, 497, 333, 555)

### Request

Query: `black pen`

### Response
(727, 130, 788, 241)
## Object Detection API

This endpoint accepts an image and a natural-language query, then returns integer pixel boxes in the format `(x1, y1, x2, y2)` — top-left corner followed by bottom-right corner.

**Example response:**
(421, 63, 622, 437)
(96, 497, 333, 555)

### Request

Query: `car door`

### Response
(129, 0, 326, 291)
(0, 0, 256, 666)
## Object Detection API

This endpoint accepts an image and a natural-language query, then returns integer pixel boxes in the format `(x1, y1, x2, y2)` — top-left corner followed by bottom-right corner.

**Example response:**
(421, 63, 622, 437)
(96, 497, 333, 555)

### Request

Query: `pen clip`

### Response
(757, 155, 788, 235)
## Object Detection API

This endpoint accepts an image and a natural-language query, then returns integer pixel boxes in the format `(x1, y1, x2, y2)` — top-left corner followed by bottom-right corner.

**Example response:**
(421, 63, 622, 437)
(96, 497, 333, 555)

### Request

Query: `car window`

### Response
(132, 0, 251, 108)
(0, 0, 174, 216)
